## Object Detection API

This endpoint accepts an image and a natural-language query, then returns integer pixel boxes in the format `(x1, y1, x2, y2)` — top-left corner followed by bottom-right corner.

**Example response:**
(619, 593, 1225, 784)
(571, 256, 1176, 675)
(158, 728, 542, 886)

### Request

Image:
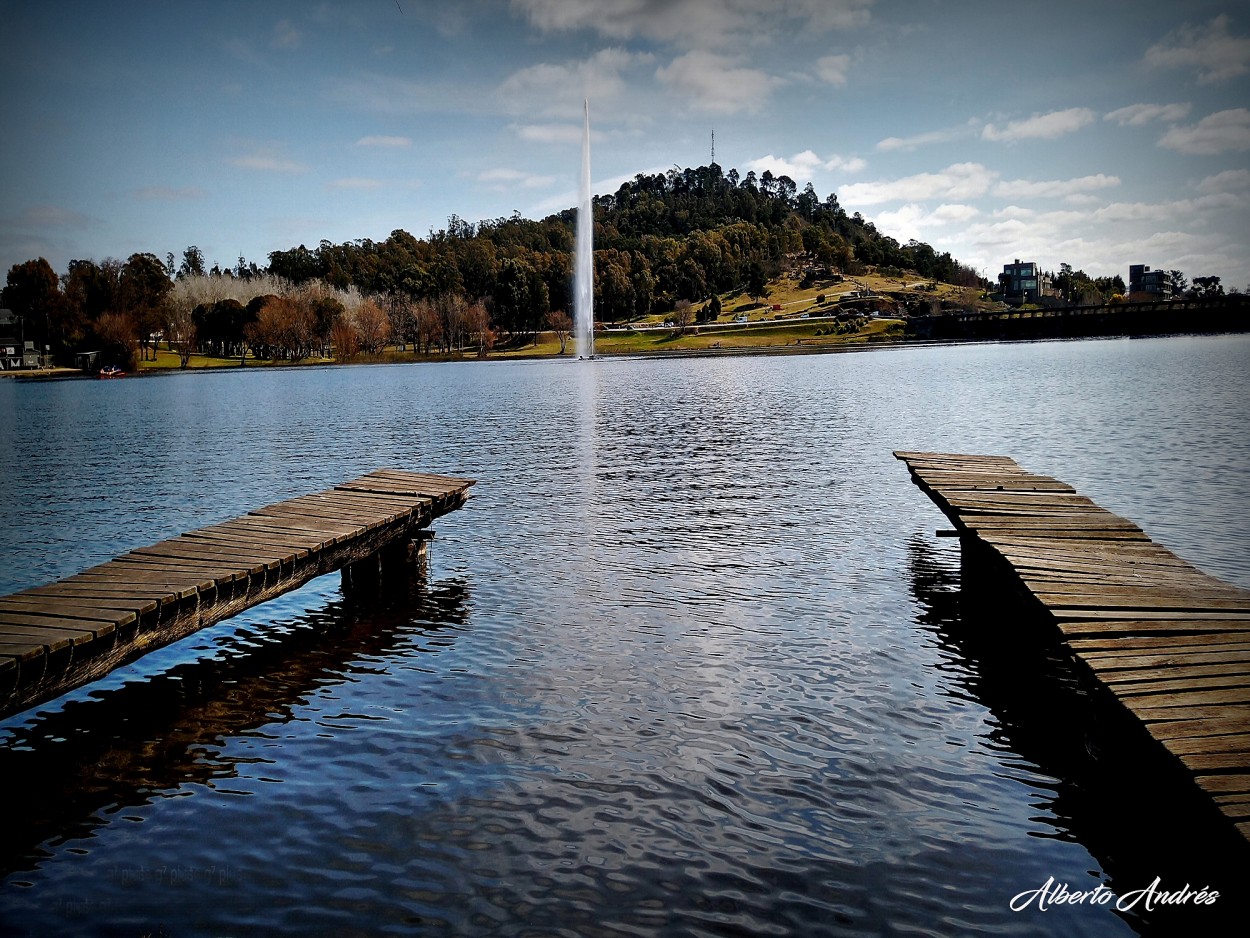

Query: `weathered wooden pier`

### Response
(896, 451, 1250, 842)
(0, 470, 474, 721)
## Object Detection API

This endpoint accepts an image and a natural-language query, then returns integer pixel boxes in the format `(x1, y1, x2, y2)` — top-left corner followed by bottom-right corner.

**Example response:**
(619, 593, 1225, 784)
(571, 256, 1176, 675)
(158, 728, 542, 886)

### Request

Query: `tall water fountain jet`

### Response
(574, 99, 594, 359)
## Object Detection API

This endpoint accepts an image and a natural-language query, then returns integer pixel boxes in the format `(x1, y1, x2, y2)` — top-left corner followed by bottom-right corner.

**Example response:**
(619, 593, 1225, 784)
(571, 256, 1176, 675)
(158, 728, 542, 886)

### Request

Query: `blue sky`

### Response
(2, 0, 1248, 288)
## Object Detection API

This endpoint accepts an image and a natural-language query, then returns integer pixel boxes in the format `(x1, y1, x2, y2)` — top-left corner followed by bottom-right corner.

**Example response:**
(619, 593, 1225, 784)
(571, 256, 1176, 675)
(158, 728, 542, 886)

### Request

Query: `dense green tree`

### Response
(2, 258, 62, 359)
(595, 251, 635, 323)
(1191, 276, 1224, 299)
(746, 260, 770, 302)
(118, 253, 173, 360)
(178, 246, 206, 279)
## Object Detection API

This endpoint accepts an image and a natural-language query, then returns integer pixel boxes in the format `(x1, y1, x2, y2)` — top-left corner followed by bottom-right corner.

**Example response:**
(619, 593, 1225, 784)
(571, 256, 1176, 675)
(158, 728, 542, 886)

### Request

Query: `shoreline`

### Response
(4, 326, 1247, 382)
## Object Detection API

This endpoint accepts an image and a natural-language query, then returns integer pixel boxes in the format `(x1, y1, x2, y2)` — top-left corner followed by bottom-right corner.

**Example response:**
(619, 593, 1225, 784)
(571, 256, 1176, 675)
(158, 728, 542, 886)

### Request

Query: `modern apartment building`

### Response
(998, 260, 1055, 303)
(1128, 265, 1175, 300)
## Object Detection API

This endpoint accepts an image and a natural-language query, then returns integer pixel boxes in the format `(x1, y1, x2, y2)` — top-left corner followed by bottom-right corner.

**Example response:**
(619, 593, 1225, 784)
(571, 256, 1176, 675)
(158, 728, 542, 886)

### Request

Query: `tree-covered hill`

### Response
(4, 162, 986, 366)
(268, 162, 982, 331)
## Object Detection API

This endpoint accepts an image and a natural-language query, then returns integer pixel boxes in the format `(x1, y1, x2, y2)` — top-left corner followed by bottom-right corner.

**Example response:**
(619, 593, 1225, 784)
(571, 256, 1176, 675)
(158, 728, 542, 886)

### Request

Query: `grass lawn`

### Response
(138, 348, 335, 371)
(132, 263, 947, 373)
(134, 317, 908, 371)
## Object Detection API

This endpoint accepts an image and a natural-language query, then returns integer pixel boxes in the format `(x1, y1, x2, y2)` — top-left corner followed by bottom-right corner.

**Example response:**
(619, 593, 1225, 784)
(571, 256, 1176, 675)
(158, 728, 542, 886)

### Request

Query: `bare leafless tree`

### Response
(330, 316, 358, 362)
(464, 301, 494, 357)
(353, 299, 391, 354)
(548, 310, 573, 354)
(672, 299, 694, 334)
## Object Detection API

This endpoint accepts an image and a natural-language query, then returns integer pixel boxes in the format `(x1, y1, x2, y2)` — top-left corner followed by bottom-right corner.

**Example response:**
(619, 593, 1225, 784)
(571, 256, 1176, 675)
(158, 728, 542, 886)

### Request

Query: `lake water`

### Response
(0, 335, 1248, 936)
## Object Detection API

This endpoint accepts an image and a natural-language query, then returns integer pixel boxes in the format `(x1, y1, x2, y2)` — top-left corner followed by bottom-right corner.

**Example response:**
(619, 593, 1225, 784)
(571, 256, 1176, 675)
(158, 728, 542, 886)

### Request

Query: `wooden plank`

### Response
(1176, 751, 1250, 772)
(257, 497, 404, 528)
(1054, 611, 1250, 625)
(897, 450, 1250, 845)
(0, 641, 45, 662)
(183, 530, 324, 555)
(0, 620, 100, 650)
(1101, 673, 1250, 695)
(1037, 593, 1250, 612)
(1161, 733, 1250, 755)
(1130, 701, 1250, 723)
(62, 569, 210, 598)
(1148, 713, 1250, 740)
(111, 556, 264, 583)
(0, 468, 474, 722)
(1073, 636, 1250, 655)
(225, 513, 361, 537)
(1092, 661, 1250, 684)
(6, 589, 159, 618)
(1113, 685, 1250, 707)
(0, 597, 134, 627)
(129, 539, 292, 568)
(1193, 774, 1250, 795)
(25, 583, 182, 606)
(1082, 648, 1250, 670)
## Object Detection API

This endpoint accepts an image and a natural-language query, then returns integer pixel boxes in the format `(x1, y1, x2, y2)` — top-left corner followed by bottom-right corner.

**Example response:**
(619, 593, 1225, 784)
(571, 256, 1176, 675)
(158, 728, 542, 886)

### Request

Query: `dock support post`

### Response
(407, 530, 436, 577)
(342, 530, 436, 598)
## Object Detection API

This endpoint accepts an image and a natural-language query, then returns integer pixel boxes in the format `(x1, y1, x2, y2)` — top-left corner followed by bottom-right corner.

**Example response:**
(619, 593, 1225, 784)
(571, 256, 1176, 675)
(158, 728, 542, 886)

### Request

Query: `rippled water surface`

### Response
(1, 336, 1248, 936)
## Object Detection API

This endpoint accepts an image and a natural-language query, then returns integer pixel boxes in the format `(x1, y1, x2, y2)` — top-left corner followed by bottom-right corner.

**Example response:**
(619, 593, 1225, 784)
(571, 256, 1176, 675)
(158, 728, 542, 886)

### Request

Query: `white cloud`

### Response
(355, 135, 412, 148)
(511, 0, 874, 47)
(1103, 102, 1191, 126)
(230, 147, 308, 174)
(1092, 191, 1249, 223)
(327, 178, 384, 190)
(511, 123, 584, 145)
(656, 50, 784, 114)
(930, 203, 980, 223)
(1198, 169, 1250, 193)
(131, 185, 207, 202)
(1158, 108, 1250, 155)
(840, 162, 997, 205)
(982, 108, 1095, 142)
(815, 54, 851, 87)
(743, 150, 865, 179)
(993, 173, 1120, 200)
(873, 203, 981, 244)
(13, 205, 92, 229)
(478, 168, 558, 189)
(876, 118, 980, 151)
(498, 48, 650, 119)
(1145, 14, 1250, 84)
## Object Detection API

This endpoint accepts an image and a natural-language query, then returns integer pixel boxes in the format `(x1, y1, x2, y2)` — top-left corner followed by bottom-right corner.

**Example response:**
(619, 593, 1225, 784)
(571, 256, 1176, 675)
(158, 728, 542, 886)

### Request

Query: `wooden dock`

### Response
(895, 451, 1250, 842)
(0, 469, 474, 721)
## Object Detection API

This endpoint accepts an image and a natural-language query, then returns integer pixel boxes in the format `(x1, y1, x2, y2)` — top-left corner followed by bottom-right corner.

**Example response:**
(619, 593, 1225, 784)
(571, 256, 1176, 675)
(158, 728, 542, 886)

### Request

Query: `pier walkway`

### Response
(896, 451, 1250, 842)
(0, 469, 473, 721)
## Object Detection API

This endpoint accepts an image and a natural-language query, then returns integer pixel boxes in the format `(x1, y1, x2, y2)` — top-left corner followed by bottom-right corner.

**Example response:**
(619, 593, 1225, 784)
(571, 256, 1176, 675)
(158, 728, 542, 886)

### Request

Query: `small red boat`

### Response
(98, 365, 125, 378)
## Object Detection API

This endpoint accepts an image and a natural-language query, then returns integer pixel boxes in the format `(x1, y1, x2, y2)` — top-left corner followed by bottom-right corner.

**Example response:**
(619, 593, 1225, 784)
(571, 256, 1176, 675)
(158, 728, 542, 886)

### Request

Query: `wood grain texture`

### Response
(0, 469, 473, 720)
(896, 451, 1250, 842)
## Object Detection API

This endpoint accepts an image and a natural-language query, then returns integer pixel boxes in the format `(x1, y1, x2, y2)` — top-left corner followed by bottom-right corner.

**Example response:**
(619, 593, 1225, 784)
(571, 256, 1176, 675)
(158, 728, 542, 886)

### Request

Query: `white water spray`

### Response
(574, 99, 594, 359)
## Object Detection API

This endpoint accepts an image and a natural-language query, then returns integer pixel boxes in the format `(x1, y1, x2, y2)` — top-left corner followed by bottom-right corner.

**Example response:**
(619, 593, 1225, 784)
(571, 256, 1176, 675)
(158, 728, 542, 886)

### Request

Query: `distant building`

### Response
(1128, 265, 1174, 300)
(0, 308, 24, 370)
(998, 260, 1056, 304)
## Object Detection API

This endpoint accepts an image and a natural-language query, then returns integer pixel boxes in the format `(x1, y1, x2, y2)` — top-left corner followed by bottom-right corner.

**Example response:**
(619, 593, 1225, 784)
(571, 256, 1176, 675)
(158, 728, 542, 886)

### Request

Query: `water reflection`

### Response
(906, 535, 1250, 932)
(2, 338, 1247, 935)
(0, 575, 470, 877)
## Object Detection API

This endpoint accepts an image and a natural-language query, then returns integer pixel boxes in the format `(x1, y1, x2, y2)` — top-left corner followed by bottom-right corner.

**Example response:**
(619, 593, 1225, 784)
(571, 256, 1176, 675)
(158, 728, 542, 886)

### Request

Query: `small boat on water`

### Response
(98, 365, 125, 378)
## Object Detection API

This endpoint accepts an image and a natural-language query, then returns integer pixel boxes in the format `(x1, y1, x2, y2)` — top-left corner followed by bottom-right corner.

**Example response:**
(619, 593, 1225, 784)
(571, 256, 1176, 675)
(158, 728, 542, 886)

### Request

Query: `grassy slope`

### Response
(135, 267, 966, 371)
